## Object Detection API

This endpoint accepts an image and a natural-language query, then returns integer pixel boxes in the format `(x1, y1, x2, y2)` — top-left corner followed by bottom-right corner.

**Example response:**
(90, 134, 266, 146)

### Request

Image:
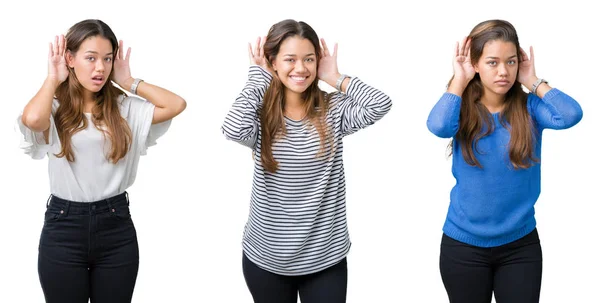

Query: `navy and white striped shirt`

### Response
(222, 65, 392, 275)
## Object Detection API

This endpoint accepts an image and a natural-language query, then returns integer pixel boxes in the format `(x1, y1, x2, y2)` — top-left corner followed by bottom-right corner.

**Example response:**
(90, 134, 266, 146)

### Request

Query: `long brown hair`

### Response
(452, 19, 537, 169)
(54, 19, 131, 163)
(260, 19, 332, 173)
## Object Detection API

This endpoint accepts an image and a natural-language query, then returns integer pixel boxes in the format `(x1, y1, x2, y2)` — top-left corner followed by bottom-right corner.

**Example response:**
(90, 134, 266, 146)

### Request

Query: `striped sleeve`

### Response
(335, 77, 392, 137)
(221, 65, 272, 148)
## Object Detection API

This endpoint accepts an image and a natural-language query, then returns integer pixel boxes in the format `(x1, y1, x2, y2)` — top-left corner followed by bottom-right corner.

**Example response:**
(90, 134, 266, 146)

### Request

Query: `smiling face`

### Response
(67, 35, 114, 95)
(473, 39, 518, 99)
(271, 35, 318, 100)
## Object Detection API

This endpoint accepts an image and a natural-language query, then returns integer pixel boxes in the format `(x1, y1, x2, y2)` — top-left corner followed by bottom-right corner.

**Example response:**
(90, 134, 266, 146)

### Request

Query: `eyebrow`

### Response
(84, 50, 113, 56)
(283, 53, 316, 57)
(485, 55, 518, 59)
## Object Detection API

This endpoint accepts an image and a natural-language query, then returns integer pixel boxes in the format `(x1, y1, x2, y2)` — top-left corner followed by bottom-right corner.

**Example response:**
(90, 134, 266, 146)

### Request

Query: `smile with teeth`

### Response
(290, 75, 308, 82)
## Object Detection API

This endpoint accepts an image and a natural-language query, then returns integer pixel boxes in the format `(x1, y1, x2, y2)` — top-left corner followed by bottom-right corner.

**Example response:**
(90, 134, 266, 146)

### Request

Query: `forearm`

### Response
(22, 77, 60, 132)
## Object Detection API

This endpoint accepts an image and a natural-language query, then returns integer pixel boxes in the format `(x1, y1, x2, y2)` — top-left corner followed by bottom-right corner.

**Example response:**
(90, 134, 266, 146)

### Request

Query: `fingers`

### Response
(48, 42, 53, 58)
(248, 42, 253, 62)
(529, 46, 534, 62)
(259, 36, 266, 59)
(454, 41, 459, 57)
(464, 38, 471, 58)
(321, 38, 329, 56)
(53, 35, 58, 56)
(458, 37, 466, 56)
(60, 35, 66, 55)
(118, 40, 124, 60)
(519, 47, 528, 62)
(253, 37, 260, 58)
(125, 46, 131, 61)
(457, 37, 470, 57)
(332, 42, 338, 57)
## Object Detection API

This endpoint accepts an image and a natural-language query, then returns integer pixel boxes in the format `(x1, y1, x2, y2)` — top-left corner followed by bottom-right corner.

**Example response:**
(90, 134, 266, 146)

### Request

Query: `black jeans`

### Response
(38, 192, 139, 303)
(440, 228, 543, 303)
(243, 253, 348, 303)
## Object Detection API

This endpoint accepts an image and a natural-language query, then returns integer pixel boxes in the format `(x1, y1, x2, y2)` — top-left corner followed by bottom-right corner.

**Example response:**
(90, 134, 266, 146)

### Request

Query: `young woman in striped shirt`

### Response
(222, 19, 392, 303)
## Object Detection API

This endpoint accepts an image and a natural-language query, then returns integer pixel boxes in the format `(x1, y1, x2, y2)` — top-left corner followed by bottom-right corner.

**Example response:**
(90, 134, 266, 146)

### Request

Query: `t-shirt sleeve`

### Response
(15, 99, 60, 159)
(120, 95, 171, 155)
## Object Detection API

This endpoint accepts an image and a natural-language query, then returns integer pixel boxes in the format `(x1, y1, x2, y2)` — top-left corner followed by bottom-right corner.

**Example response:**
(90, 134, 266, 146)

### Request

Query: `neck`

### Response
(83, 90, 96, 113)
(480, 91, 505, 113)
(284, 89, 303, 107)
(283, 91, 307, 121)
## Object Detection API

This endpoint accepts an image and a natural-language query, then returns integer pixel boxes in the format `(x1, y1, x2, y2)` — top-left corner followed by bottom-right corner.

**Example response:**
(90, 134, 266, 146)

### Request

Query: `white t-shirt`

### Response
(16, 95, 170, 202)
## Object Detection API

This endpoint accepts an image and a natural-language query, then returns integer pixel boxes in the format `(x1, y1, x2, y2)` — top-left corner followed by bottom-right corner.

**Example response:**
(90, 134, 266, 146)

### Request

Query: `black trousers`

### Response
(38, 192, 139, 303)
(243, 253, 348, 303)
(440, 229, 543, 303)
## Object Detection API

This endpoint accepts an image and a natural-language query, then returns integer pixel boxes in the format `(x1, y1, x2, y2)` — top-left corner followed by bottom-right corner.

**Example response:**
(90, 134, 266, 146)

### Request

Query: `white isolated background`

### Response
(0, 0, 597, 302)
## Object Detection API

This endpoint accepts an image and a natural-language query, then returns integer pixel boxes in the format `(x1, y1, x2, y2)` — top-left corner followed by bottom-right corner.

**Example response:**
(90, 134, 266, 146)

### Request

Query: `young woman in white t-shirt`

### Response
(17, 19, 186, 303)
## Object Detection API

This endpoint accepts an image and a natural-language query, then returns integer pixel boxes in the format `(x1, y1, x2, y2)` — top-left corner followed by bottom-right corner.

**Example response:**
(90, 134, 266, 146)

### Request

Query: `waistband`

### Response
(46, 192, 129, 215)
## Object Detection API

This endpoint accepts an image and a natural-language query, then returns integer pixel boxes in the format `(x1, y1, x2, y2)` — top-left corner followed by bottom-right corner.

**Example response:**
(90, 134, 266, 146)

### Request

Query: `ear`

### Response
(66, 51, 75, 68)
(473, 62, 480, 73)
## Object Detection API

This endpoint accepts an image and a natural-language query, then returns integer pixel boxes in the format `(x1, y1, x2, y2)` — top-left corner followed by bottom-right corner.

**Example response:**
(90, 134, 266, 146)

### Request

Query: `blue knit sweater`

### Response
(427, 88, 583, 247)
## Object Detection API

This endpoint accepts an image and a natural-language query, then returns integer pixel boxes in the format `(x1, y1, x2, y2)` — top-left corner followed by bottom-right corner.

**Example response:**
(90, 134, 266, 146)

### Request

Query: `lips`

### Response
(92, 75, 104, 85)
(290, 75, 308, 83)
(495, 80, 510, 85)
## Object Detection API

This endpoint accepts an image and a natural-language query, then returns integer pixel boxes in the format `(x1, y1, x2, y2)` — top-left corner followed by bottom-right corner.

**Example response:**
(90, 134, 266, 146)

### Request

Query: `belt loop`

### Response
(106, 197, 115, 214)
(46, 195, 53, 208)
(63, 200, 70, 217)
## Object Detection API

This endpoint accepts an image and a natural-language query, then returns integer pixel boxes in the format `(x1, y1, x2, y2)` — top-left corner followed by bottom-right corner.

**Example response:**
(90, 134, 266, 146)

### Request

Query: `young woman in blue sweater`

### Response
(427, 19, 583, 303)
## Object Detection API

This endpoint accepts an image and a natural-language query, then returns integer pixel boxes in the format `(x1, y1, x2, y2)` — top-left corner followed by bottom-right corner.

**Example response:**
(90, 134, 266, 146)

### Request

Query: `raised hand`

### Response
(48, 35, 69, 84)
(453, 37, 476, 83)
(318, 38, 340, 86)
(248, 36, 273, 74)
(113, 40, 133, 89)
(518, 46, 538, 89)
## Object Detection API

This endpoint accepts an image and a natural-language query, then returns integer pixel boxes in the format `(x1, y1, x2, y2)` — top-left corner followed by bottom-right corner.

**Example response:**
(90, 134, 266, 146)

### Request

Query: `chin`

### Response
(85, 85, 104, 93)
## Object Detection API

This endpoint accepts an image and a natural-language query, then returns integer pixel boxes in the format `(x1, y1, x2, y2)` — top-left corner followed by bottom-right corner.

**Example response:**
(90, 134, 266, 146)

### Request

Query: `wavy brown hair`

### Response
(260, 19, 332, 173)
(54, 19, 131, 163)
(452, 19, 537, 169)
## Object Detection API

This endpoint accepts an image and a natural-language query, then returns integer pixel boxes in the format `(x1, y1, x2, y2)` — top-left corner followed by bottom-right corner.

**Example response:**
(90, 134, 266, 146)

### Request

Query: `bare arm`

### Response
(113, 40, 186, 124)
(22, 35, 69, 133)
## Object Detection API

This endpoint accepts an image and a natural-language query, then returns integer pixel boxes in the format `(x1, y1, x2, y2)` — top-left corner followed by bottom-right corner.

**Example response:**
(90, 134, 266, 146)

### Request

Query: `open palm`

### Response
(453, 37, 476, 83)
(518, 46, 537, 86)
(48, 35, 69, 83)
(113, 40, 132, 88)
(318, 38, 339, 85)
(248, 36, 273, 74)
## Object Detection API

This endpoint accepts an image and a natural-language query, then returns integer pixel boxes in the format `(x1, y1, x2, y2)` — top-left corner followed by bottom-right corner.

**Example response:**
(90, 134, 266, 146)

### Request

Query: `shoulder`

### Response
(118, 94, 153, 119)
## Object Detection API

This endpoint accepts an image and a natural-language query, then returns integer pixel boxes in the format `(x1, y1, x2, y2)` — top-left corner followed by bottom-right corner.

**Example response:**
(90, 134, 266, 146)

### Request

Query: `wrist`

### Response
(530, 78, 548, 95)
(334, 73, 350, 91)
(447, 78, 468, 95)
(323, 73, 340, 88)
(45, 76, 62, 88)
(524, 77, 538, 91)
(119, 77, 135, 91)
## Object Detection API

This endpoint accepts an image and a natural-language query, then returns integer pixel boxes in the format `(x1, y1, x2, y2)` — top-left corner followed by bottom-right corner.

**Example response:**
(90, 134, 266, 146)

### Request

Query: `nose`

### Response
(498, 63, 508, 76)
(95, 60, 105, 72)
(294, 61, 307, 72)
